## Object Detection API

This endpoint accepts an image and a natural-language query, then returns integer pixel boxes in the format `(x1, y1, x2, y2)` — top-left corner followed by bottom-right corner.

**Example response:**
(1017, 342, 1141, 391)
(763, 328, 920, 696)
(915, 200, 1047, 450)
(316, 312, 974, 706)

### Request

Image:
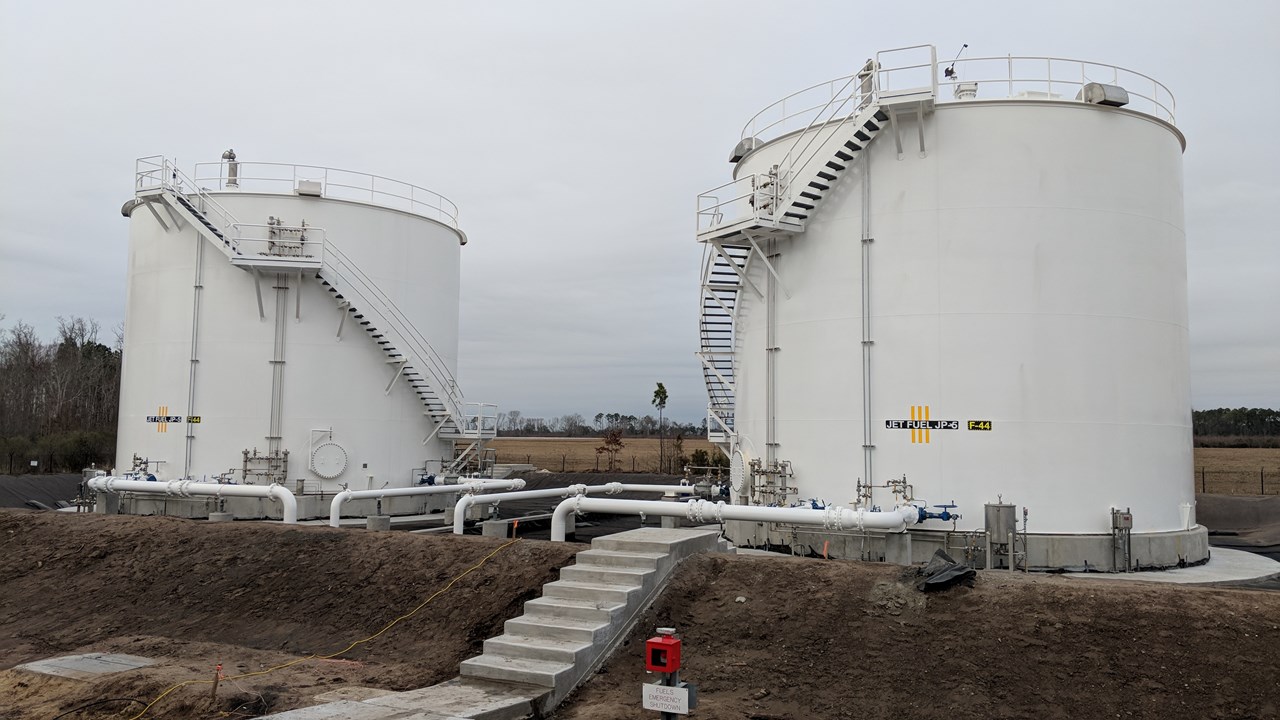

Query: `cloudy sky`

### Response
(1, 0, 1276, 423)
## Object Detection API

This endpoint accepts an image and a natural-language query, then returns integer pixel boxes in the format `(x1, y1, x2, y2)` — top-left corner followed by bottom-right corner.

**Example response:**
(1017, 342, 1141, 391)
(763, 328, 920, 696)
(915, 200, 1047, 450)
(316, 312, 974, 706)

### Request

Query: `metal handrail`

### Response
(937, 54, 1175, 123)
(696, 173, 779, 231)
(193, 160, 461, 230)
(737, 48, 1177, 149)
(321, 241, 468, 428)
(136, 156, 244, 253)
(741, 74, 858, 142)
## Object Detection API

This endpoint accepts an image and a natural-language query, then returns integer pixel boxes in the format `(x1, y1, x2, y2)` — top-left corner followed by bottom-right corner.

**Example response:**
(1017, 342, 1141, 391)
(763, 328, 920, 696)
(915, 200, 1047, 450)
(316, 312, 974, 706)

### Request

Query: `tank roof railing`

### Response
(192, 160, 461, 231)
(738, 47, 1176, 147)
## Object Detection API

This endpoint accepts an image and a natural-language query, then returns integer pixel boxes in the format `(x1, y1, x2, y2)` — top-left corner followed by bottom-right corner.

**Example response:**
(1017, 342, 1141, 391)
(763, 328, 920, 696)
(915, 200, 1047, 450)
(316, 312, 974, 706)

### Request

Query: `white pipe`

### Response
(451, 483, 699, 534)
(87, 476, 299, 524)
(550, 497, 920, 542)
(328, 479, 525, 527)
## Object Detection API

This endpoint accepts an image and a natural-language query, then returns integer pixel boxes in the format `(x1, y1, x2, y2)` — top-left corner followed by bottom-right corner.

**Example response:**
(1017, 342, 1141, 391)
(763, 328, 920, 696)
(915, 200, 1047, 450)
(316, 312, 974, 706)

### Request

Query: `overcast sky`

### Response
(1, 0, 1277, 423)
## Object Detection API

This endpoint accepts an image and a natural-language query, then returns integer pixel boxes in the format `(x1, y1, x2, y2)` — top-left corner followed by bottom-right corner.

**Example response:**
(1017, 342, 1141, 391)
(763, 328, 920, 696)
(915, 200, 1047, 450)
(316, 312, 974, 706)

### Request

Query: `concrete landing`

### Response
(15, 652, 155, 680)
(1071, 547, 1280, 585)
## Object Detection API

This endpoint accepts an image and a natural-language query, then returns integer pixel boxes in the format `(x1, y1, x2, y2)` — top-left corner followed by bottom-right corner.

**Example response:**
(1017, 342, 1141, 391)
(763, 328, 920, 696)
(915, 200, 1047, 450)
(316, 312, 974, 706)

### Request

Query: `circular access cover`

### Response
(311, 442, 348, 479)
(730, 448, 747, 492)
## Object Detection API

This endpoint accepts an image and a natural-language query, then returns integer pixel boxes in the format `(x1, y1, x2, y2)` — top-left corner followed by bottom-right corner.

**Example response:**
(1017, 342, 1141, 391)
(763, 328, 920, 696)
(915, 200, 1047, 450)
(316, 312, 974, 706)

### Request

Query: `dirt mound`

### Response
(557, 553, 1280, 720)
(0, 510, 581, 718)
(6, 510, 1279, 720)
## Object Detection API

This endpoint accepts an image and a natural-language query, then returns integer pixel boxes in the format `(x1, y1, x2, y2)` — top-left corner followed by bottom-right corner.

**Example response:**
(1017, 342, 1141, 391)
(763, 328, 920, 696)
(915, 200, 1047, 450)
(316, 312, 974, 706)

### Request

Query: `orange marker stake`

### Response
(823, 540, 829, 559)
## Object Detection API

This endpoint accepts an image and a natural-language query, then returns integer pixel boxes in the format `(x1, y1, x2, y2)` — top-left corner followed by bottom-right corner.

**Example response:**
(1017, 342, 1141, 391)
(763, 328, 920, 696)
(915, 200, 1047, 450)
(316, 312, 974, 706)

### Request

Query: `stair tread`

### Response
(507, 615, 610, 631)
(461, 654, 572, 673)
(486, 633, 595, 651)
(577, 549, 668, 560)
(524, 595, 626, 612)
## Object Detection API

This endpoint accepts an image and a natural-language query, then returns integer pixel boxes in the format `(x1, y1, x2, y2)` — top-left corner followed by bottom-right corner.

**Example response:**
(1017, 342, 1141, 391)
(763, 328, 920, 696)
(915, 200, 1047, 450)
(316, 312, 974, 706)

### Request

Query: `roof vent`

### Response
(1076, 82, 1129, 108)
(295, 180, 323, 197)
(729, 137, 762, 164)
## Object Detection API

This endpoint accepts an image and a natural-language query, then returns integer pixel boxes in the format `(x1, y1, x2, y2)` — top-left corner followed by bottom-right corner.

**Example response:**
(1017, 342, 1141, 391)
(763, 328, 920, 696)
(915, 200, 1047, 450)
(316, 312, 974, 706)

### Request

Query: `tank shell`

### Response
(117, 189, 461, 488)
(731, 100, 1191, 535)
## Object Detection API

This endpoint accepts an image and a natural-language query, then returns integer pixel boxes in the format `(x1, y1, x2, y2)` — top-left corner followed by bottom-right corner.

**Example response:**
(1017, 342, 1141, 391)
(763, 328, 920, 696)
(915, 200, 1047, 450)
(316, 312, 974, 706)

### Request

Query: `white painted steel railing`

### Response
(321, 241, 473, 433)
(136, 156, 244, 253)
(737, 45, 1176, 148)
(193, 160, 461, 230)
(230, 222, 327, 259)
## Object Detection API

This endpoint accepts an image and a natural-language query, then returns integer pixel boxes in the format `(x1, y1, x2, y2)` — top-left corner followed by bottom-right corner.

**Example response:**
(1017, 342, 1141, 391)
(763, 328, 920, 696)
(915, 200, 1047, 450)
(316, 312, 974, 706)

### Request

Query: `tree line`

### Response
(1192, 408, 1280, 448)
(494, 410, 706, 439)
(0, 316, 122, 473)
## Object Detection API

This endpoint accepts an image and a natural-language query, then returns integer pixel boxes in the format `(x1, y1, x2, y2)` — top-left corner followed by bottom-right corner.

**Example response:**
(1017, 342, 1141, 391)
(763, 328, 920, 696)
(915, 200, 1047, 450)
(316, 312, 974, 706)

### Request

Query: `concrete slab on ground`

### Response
(312, 687, 400, 704)
(14, 652, 155, 680)
(1071, 547, 1280, 585)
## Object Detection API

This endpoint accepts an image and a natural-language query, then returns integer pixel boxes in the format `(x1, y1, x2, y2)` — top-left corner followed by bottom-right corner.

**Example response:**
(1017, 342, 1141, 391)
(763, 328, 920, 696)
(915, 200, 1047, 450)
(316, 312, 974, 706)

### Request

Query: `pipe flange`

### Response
(714, 501, 726, 524)
(605, 482, 622, 495)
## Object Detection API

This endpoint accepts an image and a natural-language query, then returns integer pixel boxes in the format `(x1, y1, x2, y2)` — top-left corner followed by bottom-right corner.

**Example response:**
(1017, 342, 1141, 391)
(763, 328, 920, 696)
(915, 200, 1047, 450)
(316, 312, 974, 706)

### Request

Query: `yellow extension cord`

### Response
(124, 537, 523, 720)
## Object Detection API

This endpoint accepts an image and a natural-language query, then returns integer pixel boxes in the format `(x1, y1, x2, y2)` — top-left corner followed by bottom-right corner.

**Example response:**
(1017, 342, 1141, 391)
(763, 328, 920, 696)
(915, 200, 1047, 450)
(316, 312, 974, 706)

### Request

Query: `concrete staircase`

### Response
(459, 528, 726, 714)
(264, 528, 728, 719)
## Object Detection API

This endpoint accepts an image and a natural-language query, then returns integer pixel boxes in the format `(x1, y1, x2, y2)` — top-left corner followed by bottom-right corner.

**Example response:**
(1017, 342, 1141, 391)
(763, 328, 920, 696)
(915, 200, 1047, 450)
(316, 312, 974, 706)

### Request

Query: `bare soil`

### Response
(556, 554, 1280, 720)
(0, 510, 581, 719)
(3, 510, 1279, 720)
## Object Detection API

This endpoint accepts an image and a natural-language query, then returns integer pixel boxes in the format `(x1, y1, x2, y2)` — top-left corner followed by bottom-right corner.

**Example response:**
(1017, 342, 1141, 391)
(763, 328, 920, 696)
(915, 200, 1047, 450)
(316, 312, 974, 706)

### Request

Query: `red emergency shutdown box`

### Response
(645, 633, 681, 673)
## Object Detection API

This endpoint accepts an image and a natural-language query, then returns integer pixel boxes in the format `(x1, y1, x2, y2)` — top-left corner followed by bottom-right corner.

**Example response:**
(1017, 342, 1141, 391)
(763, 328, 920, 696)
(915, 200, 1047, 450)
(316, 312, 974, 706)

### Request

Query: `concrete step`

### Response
(558, 564, 654, 587)
(483, 633, 595, 664)
(459, 654, 573, 689)
(504, 615, 610, 643)
(574, 548, 668, 570)
(592, 527, 724, 557)
(540, 579, 641, 605)
(522, 595, 626, 623)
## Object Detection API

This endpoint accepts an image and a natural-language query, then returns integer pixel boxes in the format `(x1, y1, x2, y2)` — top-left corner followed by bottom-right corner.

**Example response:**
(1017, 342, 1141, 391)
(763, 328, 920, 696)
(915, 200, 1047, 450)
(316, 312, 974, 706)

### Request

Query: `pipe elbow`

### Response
(269, 484, 298, 524)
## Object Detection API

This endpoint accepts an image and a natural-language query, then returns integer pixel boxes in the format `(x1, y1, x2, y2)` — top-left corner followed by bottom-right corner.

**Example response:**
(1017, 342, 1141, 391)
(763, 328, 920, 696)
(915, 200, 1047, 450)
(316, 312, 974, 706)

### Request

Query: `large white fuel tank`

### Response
(699, 48, 1202, 564)
(117, 158, 489, 491)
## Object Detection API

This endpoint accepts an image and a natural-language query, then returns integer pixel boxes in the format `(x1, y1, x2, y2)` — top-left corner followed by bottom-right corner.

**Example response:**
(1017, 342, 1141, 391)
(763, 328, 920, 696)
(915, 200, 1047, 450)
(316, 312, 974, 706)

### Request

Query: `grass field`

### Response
(489, 438, 1278, 495)
(1193, 447, 1280, 495)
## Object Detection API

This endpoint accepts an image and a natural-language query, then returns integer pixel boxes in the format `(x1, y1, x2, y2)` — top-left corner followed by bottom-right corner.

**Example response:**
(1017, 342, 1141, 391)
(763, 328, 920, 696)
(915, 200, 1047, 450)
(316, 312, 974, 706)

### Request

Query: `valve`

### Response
(914, 502, 961, 523)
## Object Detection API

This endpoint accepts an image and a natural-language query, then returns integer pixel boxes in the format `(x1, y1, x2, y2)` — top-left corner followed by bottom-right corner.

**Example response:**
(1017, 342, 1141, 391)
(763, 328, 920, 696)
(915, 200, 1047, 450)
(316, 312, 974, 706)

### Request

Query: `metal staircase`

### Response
(695, 90, 890, 455)
(133, 157, 494, 468)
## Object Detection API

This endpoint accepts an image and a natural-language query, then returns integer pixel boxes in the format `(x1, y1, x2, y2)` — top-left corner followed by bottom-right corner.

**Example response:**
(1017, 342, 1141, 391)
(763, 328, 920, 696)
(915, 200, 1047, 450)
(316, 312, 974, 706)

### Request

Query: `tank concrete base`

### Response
(724, 520, 1210, 572)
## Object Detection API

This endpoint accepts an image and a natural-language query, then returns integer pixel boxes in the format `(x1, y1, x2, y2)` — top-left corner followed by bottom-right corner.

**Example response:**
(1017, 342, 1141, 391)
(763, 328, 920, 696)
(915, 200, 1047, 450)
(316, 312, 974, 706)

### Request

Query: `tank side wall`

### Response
(117, 194, 462, 488)
(731, 101, 1190, 534)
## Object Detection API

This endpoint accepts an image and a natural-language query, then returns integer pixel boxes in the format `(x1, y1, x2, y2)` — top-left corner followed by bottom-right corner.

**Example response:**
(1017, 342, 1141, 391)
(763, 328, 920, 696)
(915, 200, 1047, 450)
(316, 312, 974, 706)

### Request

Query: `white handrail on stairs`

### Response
(136, 156, 243, 253)
(321, 241, 470, 430)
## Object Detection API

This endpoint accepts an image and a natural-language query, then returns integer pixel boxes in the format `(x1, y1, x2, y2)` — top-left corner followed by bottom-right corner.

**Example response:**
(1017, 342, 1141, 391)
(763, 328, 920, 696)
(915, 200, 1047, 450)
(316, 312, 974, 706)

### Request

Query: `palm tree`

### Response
(652, 382, 668, 473)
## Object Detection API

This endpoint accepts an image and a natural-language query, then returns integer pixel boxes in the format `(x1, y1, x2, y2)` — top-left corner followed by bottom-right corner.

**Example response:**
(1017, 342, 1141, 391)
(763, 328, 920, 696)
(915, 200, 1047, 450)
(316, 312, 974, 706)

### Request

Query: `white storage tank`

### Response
(697, 46, 1207, 570)
(117, 155, 494, 505)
